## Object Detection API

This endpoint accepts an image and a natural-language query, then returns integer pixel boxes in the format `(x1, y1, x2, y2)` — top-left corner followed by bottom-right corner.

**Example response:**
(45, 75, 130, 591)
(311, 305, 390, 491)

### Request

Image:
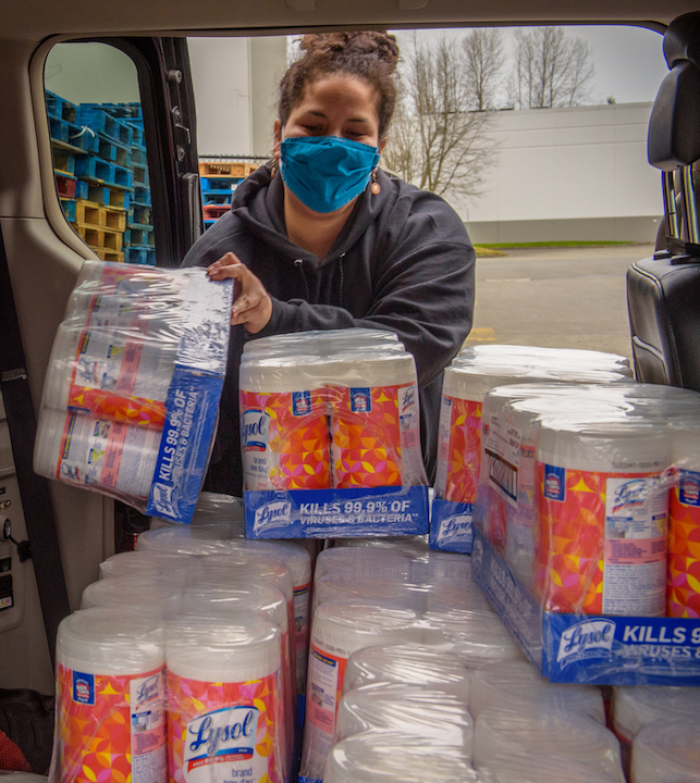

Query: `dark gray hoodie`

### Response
(182, 162, 475, 495)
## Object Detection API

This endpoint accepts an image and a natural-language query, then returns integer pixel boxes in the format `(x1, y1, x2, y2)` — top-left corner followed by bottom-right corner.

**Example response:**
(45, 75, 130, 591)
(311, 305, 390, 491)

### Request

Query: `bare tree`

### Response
(463, 28, 506, 111)
(510, 26, 595, 109)
(383, 35, 498, 202)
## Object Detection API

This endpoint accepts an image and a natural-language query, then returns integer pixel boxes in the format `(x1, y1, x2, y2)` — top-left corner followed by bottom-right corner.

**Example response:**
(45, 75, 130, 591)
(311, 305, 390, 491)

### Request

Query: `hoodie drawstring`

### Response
(294, 259, 310, 301)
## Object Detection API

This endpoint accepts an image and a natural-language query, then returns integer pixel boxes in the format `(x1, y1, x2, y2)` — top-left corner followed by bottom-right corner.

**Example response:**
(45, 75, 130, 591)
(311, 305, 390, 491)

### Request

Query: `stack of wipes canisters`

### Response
(432, 344, 632, 552)
(51, 608, 167, 783)
(240, 329, 424, 492)
(630, 719, 700, 783)
(33, 260, 233, 523)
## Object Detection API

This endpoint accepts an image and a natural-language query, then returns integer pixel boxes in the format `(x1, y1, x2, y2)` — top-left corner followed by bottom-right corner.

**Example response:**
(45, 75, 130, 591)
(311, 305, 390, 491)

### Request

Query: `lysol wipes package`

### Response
(431, 344, 632, 553)
(240, 329, 429, 538)
(34, 260, 233, 524)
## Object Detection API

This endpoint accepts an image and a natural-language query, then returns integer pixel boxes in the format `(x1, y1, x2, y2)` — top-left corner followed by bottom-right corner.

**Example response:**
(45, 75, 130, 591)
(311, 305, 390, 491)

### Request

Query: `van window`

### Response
(44, 43, 155, 265)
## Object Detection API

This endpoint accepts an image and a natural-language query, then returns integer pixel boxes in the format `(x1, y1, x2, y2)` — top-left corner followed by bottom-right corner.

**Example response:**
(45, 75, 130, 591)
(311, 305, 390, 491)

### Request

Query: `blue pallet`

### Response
(128, 123, 145, 148)
(125, 247, 156, 265)
(132, 185, 151, 206)
(76, 107, 134, 147)
(60, 198, 76, 222)
(75, 181, 132, 211)
(130, 145, 147, 167)
(124, 227, 154, 248)
(48, 115, 100, 154)
(75, 157, 133, 189)
(79, 102, 143, 121)
(45, 91, 76, 124)
(98, 137, 131, 168)
(131, 162, 149, 187)
(129, 205, 151, 225)
(200, 177, 237, 192)
(52, 150, 77, 175)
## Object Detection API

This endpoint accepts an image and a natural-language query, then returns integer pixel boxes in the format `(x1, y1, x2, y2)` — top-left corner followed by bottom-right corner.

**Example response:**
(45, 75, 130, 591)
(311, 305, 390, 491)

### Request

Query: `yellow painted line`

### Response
(465, 327, 496, 343)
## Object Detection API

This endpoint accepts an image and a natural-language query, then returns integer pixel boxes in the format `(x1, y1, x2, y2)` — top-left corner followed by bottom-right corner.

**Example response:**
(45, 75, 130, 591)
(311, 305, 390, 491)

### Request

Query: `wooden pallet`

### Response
(73, 199, 127, 232)
(90, 247, 125, 263)
(73, 223, 124, 252)
(198, 161, 257, 178)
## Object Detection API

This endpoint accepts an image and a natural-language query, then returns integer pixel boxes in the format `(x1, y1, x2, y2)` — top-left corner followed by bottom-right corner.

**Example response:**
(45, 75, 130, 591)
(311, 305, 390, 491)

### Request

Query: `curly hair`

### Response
(278, 31, 400, 139)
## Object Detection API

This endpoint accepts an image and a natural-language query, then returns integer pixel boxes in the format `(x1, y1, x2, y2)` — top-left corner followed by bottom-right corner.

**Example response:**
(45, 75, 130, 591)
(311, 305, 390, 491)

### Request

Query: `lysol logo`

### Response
(680, 471, 700, 506)
(292, 391, 311, 417)
(612, 479, 647, 514)
(185, 706, 257, 772)
(557, 620, 616, 664)
(72, 671, 95, 705)
(254, 500, 292, 534)
(136, 674, 161, 706)
(241, 410, 269, 450)
(350, 387, 371, 413)
(543, 464, 566, 502)
(401, 385, 416, 413)
(437, 513, 472, 544)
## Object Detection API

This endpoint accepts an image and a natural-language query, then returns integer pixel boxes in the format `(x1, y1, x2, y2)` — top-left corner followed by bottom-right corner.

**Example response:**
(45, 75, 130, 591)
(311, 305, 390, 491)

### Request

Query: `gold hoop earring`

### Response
(370, 169, 381, 195)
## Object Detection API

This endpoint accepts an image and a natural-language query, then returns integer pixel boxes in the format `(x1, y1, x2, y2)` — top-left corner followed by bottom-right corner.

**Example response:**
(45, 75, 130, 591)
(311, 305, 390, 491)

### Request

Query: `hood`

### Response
(229, 160, 394, 272)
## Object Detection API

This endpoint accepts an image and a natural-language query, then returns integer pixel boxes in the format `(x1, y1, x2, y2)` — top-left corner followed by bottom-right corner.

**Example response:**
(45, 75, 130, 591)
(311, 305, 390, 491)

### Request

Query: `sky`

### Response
(389, 24, 669, 107)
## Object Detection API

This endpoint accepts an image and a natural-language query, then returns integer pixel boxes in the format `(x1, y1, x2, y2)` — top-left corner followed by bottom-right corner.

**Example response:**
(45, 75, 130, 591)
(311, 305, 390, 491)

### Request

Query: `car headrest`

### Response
(664, 12, 700, 69)
(648, 60, 700, 170)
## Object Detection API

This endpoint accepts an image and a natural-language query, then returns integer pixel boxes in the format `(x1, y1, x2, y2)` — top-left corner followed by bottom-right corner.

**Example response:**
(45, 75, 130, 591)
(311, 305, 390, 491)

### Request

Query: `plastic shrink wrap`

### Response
(34, 260, 233, 524)
(299, 600, 423, 783)
(471, 381, 700, 685)
(333, 682, 473, 756)
(630, 719, 700, 783)
(165, 615, 284, 783)
(431, 344, 632, 552)
(323, 732, 478, 783)
(476, 753, 624, 783)
(473, 707, 625, 782)
(240, 329, 429, 538)
(612, 686, 700, 776)
(49, 607, 167, 783)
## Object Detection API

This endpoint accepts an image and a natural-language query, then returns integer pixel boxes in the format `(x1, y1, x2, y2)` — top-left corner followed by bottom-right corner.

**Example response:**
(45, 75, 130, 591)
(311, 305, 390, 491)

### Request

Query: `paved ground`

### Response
(465, 243, 656, 363)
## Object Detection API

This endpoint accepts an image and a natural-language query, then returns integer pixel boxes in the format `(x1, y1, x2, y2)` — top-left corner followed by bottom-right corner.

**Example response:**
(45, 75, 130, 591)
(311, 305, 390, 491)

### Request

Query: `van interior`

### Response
(0, 0, 698, 773)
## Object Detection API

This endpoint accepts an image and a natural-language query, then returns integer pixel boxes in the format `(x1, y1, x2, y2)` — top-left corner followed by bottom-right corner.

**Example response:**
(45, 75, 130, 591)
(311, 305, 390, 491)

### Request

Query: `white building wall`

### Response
(457, 102, 663, 243)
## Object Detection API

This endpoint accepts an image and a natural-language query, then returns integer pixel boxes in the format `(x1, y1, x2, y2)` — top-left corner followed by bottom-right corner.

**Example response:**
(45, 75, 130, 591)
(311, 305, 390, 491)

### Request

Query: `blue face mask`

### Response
(280, 135, 380, 214)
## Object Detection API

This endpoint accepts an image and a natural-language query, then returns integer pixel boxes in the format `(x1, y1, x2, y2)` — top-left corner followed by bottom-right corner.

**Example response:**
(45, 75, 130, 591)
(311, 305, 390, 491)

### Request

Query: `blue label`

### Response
(430, 497, 473, 553)
(241, 408, 269, 450)
(472, 526, 700, 686)
(350, 387, 371, 413)
(543, 464, 566, 501)
(292, 391, 312, 417)
(72, 671, 95, 705)
(679, 469, 700, 506)
(245, 485, 429, 538)
(146, 366, 224, 525)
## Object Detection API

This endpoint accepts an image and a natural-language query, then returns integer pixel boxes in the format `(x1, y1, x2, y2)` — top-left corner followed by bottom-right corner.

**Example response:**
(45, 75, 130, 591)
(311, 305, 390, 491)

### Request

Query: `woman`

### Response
(183, 31, 476, 495)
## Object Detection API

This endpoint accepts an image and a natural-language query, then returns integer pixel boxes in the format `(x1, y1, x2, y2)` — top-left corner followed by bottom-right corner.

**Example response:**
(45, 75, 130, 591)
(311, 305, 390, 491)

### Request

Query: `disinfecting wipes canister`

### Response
(630, 718, 700, 783)
(536, 419, 671, 616)
(300, 600, 423, 783)
(165, 615, 283, 783)
(53, 608, 166, 783)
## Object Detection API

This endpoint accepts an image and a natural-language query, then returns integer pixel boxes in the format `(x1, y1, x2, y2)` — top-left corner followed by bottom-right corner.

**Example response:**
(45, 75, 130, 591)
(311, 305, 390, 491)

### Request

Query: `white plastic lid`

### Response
(344, 644, 470, 701)
(81, 575, 180, 615)
(243, 328, 401, 355)
(409, 551, 473, 584)
(335, 682, 473, 754)
(56, 607, 165, 675)
(238, 540, 311, 587)
(424, 579, 494, 614)
(613, 686, 700, 743)
(165, 614, 281, 682)
(169, 583, 288, 634)
(470, 659, 605, 723)
(136, 524, 245, 555)
(322, 351, 416, 388)
(474, 708, 624, 781)
(537, 417, 671, 473)
(311, 600, 423, 657)
(454, 345, 632, 372)
(631, 719, 700, 783)
(98, 550, 193, 586)
(477, 752, 624, 783)
(671, 418, 700, 464)
(330, 535, 429, 554)
(239, 354, 329, 393)
(192, 552, 294, 604)
(324, 733, 478, 783)
(314, 547, 411, 585)
(314, 571, 423, 611)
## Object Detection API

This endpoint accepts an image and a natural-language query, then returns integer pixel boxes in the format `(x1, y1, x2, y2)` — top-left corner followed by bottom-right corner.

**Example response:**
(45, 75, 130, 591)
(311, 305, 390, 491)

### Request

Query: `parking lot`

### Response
(465, 243, 656, 363)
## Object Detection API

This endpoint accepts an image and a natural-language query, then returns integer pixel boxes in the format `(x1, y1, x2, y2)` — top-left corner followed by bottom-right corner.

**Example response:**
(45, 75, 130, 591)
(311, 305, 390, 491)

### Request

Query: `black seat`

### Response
(627, 12, 700, 390)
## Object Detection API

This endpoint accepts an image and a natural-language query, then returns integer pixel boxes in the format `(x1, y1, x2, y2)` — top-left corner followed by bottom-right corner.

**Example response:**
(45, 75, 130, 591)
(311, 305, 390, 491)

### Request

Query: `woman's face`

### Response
(275, 73, 384, 152)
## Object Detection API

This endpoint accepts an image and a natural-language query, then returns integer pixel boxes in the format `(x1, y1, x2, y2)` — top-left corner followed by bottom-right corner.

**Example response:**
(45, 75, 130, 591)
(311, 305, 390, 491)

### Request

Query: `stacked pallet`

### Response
(199, 160, 259, 229)
(46, 93, 154, 265)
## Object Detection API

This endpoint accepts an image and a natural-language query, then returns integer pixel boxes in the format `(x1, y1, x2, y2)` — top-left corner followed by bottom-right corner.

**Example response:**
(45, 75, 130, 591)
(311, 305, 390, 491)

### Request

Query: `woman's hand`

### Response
(207, 253, 273, 334)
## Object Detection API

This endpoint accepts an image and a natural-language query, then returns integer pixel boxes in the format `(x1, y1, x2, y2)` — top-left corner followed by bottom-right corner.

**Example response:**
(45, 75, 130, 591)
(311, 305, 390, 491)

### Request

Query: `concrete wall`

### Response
(455, 102, 663, 243)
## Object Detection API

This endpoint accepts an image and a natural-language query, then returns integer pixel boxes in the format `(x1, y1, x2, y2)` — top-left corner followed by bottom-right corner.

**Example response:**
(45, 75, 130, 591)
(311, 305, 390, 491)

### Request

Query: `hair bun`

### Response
(300, 32, 399, 73)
